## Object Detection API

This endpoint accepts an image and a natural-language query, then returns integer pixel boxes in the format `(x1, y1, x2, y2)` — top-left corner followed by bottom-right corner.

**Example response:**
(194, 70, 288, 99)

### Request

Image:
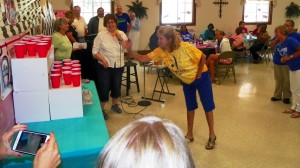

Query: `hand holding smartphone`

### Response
(12, 130, 50, 156)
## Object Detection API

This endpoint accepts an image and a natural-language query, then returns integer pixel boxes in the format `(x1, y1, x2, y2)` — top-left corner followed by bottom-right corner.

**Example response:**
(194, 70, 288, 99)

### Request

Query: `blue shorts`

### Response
(182, 71, 215, 112)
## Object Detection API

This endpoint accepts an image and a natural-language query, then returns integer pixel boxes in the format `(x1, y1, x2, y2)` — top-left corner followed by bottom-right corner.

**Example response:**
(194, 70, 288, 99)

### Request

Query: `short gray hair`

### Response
(97, 116, 196, 168)
(53, 18, 68, 32)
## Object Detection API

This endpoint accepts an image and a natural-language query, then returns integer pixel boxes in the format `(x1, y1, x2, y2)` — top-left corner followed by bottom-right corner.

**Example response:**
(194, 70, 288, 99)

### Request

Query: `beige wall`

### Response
(52, 0, 300, 50)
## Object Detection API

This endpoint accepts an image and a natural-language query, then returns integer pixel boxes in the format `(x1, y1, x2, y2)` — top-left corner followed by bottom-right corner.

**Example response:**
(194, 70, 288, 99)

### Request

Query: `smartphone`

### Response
(12, 130, 50, 156)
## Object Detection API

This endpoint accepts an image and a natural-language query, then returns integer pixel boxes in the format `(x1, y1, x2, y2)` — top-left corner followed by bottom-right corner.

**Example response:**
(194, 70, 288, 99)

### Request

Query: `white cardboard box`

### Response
(11, 47, 54, 92)
(48, 82, 83, 120)
(13, 91, 50, 123)
(11, 57, 49, 92)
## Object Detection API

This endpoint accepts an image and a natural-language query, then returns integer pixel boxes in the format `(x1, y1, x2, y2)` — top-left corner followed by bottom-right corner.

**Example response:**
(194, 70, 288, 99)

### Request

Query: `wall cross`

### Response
(213, 0, 229, 18)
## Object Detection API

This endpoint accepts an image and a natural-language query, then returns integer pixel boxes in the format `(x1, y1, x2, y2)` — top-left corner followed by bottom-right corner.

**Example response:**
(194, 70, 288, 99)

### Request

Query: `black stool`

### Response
(122, 61, 140, 96)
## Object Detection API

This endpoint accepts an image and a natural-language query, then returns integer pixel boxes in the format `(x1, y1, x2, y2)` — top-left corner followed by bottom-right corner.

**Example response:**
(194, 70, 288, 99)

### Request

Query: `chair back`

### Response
(217, 51, 236, 66)
(215, 51, 237, 84)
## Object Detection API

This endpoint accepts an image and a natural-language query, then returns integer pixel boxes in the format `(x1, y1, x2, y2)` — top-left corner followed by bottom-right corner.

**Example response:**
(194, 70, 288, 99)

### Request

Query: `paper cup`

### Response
(26, 42, 36, 56)
(14, 43, 26, 58)
(71, 72, 81, 87)
(36, 43, 48, 57)
(63, 71, 72, 85)
(50, 74, 61, 88)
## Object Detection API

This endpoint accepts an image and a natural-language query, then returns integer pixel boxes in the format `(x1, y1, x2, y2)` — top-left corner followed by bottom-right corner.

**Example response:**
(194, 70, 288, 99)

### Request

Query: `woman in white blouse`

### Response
(92, 14, 128, 120)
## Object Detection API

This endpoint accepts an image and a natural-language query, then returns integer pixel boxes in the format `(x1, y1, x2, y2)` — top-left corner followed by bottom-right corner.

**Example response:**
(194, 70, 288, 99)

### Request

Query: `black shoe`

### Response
(102, 110, 109, 120)
(253, 60, 259, 64)
(111, 104, 123, 114)
(271, 97, 281, 101)
(283, 98, 290, 104)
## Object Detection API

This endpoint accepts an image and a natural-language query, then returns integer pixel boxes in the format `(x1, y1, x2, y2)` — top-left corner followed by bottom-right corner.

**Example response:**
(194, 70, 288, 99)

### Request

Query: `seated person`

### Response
(179, 24, 193, 42)
(97, 116, 196, 168)
(251, 23, 261, 36)
(239, 21, 249, 35)
(149, 25, 160, 51)
(206, 30, 232, 82)
(203, 23, 215, 41)
(249, 24, 269, 63)
(232, 27, 246, 51)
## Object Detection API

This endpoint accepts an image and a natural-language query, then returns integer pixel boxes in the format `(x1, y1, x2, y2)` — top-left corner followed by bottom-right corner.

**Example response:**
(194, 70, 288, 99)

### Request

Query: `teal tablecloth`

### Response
(1, 81, 109, 168)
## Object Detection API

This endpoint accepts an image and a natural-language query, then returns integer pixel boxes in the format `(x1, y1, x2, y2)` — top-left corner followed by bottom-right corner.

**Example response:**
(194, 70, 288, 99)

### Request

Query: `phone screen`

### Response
(13, 131, 49, 155)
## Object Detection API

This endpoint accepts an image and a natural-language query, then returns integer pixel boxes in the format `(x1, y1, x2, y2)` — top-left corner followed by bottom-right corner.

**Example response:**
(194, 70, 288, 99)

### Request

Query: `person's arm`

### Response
(270, 36, 279, 48)
(196, 53, 206, 78)
(0, 123, 27, 159)
(127, 22, 132, 36)
(33, 132, 61, 168)
(281, 46, 300, 63)
(126, 40, 152, 62)
(66, 32, 77, 43)
(92, 34, 109, 68)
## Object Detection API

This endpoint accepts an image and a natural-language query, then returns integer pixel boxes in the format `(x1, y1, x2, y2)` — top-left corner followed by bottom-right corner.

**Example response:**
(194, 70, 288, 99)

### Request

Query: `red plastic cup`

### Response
(40, 40, 50, 50)
(14, 43, 26, 58)
(71, 72, 81, 87)
(35, 35, 44, 38)
(62, 66, 72, 71)
(42, 38, 52, 45)
(53, 64, 62, 69)
(36, 43, 48, 57)
(26, 42, 36, 56)
(63, 59, 71, 63)
(64, 62, 72, 67)
(72, 68, 81, 73)
(22, 38, 32, 42)
(51, 68, 61, 75)
(50, 74, 61, 88)
(71, 60, 80, 64)
(63, 71, 72, 85)
(71, 64, 81, 68)
(53, 61, 63, 65)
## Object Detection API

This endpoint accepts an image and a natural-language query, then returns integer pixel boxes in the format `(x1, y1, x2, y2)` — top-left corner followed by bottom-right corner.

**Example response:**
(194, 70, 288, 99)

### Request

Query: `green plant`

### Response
(285, 2, 300, 18)
(126, 0, 148, 19)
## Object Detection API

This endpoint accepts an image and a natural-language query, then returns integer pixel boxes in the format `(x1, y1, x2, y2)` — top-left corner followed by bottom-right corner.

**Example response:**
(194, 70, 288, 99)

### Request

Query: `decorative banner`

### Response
(0, 0, 56, 38)
(0, 44, 12, 100)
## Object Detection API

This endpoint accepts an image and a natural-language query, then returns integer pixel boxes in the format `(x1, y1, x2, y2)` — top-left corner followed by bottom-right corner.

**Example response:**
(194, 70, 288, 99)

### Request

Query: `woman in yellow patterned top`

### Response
(126, 26, 217, 150)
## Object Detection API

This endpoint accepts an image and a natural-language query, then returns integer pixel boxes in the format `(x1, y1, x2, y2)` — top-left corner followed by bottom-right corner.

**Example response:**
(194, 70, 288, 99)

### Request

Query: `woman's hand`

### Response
(102, 59, 109, 68)
(0, 123, 27, 159)
(33, 132, 61, 168)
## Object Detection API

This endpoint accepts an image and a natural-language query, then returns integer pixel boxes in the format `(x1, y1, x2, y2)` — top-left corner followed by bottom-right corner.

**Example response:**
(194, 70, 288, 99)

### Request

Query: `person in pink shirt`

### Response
(232, 27, 246, 51)
(239, 21, 248, 34)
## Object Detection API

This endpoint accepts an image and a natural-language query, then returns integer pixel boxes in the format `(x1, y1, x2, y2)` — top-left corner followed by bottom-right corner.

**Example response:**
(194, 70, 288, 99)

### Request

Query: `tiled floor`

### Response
(104, 60, 300, 168)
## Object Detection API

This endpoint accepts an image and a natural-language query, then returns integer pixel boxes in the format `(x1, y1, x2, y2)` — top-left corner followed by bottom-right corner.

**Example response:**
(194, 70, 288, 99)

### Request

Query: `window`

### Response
(73, 0, 112, 22)
(160, 0, 196, 25)
(243, 0, 273, 24)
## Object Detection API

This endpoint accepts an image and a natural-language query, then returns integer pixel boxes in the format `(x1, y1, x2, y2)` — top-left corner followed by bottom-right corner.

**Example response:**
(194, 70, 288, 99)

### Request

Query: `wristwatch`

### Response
(290, 55, 294, 59)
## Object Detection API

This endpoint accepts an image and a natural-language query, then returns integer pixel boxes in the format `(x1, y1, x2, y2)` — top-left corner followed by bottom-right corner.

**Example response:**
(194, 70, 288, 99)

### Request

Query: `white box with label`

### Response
(13, 91, 50, 123)
(48, 82, 83, 120)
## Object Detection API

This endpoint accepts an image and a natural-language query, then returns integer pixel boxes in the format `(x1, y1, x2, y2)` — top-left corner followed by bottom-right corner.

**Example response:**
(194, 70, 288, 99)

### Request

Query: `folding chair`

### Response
(257, 39, 273, 64)
(215, 51, 236, 84)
